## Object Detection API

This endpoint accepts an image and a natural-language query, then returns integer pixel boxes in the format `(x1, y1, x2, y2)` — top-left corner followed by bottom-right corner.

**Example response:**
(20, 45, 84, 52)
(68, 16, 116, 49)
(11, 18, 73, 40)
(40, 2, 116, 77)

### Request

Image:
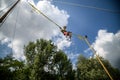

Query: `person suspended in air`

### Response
(60, 26, 72, 40)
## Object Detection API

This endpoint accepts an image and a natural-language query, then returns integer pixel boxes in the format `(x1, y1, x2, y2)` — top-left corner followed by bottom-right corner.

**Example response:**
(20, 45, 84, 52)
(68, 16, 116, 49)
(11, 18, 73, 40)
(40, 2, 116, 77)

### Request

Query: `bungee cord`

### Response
(27, 2, 114, 79)
(28, 2, 61, 29)
(53, 1, 120, 14)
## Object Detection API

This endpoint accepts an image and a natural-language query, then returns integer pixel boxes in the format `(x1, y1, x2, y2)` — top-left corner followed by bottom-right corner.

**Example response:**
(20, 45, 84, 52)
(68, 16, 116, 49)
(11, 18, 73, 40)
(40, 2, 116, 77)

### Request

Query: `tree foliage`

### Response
(76, 55, 120, 80)
(0, 55, 27, 80)
(24, 39, 75, 80)
(0, 39, 120, 80)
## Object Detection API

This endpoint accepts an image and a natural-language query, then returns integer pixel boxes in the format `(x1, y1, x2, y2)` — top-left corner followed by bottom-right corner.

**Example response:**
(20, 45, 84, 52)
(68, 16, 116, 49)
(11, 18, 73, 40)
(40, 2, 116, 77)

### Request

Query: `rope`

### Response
(0, 15, 8, 28)
(11, 0, 21, 55)
(28, 2, 86, 40)
(72, 33, 85, 40)
(53, 1, 120, 14)
(28, 2, 61, 29)
(0, 7, 14, 29)
(0, 0, 15, 13)
(0, 0, 20, 29)
(28, 2, 87, 40)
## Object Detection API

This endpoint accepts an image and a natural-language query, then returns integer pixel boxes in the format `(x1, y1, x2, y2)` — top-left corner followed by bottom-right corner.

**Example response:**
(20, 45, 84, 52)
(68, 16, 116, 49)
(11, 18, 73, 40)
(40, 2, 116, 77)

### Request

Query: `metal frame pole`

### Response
(0, 0, 20, 23)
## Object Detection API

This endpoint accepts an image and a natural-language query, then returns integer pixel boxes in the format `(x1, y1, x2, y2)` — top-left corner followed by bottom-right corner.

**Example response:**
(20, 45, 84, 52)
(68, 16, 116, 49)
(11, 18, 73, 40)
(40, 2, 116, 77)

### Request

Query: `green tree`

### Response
(53, 51, 75, 80)
(76, 55, 120, 80)
(0, 56, 13, 80)
(0, 55, 27, 80)
(24, 39, 75, 80)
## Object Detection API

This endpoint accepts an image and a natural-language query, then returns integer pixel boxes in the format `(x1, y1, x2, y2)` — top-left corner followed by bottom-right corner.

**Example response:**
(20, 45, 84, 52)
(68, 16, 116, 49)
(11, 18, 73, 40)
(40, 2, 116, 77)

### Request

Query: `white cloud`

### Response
(0, 32, 7, 43)
(84, 48, 93, 58)
(67, 52, 79, 69)
(0, 0, 70, 60)
(93, 29, 120, 69)
(67, 52, 79, 61)
(36, 0, 69, 26)
(0, 0, 17, 16)
(54, 34, 72, 50)
(0, 33, 11, 58)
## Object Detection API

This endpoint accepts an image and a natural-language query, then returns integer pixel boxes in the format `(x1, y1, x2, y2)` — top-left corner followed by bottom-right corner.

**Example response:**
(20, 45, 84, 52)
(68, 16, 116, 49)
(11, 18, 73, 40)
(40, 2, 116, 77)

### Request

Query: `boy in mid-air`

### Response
(60, 26, 72, 40)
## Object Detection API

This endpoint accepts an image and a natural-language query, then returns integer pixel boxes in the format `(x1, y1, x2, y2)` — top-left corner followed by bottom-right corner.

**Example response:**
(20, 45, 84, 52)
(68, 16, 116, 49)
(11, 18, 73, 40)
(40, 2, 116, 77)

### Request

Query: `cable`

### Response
(28, 2, 61, 29)
(0, 8, 12, 29)
(0, 0, 16, 13)
(27, 1, 85, 40)
(53, 1, 120, 14)
(0, 0, 21, 57)
(11, 0, 21, 55)
(0, 0, 20, 29)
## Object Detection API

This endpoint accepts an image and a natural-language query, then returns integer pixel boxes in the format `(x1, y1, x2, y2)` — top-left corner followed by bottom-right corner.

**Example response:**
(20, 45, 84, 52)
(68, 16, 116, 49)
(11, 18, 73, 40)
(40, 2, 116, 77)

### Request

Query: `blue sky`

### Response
(53, 0, 120, 68)
(34, 0, 120, 68)
(0, 0, 120, 69)
(50, 0, 120, 55)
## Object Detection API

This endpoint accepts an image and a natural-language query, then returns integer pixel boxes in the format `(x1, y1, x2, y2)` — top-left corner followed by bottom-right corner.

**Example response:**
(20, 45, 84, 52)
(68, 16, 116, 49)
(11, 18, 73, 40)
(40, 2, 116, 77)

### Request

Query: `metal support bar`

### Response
(0, 0, 20, 23)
